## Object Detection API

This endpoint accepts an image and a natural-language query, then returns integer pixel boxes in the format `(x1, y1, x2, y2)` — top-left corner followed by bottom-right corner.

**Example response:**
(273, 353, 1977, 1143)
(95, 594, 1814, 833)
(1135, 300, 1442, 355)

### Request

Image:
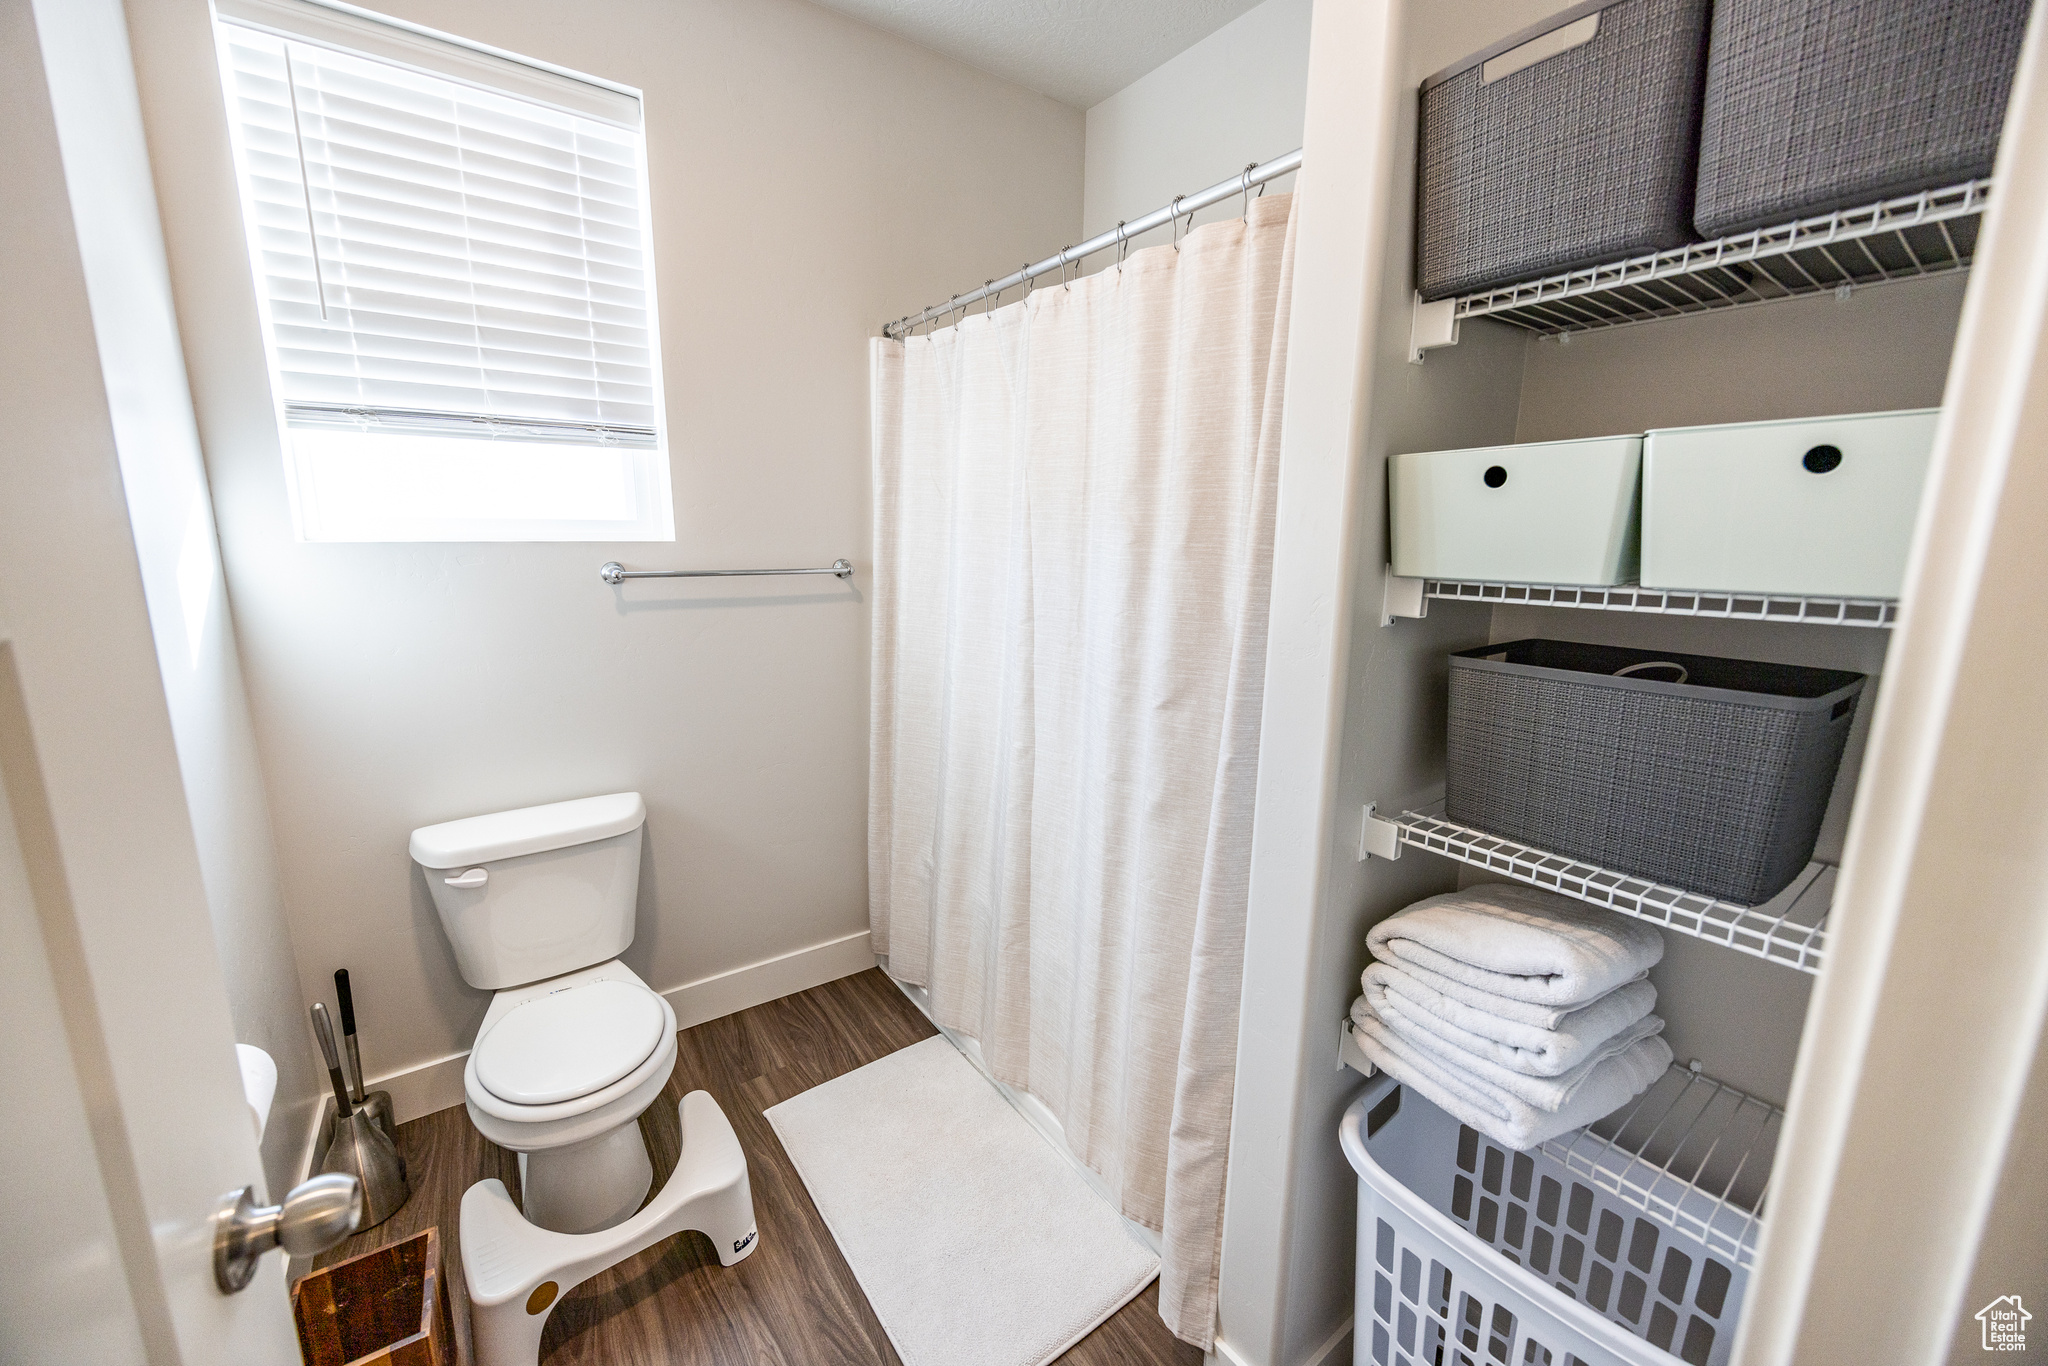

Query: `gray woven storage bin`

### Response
(1694, 0, 2030, 238)
(1416, 0, 1713, 301)
(1446, 640, 1864, 905)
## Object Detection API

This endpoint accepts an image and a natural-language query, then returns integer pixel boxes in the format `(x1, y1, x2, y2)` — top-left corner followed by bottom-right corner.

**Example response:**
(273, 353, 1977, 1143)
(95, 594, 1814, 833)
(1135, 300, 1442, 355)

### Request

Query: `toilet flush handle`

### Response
(445, 868, 489, 889)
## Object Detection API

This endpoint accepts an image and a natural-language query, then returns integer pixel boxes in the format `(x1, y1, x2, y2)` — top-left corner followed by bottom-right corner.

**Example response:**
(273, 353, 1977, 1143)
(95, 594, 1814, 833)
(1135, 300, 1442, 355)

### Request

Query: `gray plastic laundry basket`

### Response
(1693, 0, 2030, 237)
(1445, 640, 1864, 905)
(1344, 1074, 1754, 1366)
(1416, 0, 1713, 301)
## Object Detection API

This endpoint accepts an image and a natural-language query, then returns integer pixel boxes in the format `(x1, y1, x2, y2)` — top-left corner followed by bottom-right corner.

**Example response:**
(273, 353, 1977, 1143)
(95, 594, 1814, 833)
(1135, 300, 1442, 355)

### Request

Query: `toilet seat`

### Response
(474, 979, 666, 1105)
(462, 961, 679, 1149)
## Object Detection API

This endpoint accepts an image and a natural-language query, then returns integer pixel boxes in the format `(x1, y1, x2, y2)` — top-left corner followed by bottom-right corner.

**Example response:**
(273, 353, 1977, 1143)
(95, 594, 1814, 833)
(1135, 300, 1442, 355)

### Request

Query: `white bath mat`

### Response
(765, 1035, 1159, 1366)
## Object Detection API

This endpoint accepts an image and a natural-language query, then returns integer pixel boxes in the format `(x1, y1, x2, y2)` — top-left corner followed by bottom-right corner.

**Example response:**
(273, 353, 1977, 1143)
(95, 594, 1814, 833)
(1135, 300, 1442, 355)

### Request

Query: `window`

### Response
(214, 0, 673, 541)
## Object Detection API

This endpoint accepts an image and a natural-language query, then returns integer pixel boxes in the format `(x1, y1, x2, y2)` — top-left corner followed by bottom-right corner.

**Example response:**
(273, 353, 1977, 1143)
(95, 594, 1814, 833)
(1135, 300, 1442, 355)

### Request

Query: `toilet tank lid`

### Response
(409, 792, 645, 869)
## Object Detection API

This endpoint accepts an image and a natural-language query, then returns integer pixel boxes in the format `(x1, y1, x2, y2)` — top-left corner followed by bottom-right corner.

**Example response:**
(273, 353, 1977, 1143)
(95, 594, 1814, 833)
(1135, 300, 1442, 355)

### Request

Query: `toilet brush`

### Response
(312, 1002, 410, 1231)
(333, 969, 396, 1144)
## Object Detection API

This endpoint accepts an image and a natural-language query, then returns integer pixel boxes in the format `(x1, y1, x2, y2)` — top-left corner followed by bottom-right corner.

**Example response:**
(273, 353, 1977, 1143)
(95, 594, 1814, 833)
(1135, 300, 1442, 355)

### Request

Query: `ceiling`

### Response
(806, 0, 1269, 108)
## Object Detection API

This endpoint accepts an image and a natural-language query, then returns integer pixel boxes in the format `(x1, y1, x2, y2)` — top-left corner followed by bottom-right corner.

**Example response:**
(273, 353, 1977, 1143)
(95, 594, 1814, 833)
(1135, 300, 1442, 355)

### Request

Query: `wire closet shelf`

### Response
(1449, 177, 1990, 335)
(1540, 1062, 1784, 1271)
(1337, 1037, 1786, 1273)
(1421, 578, 1898, 628)
(1390, 812, 1832, 974)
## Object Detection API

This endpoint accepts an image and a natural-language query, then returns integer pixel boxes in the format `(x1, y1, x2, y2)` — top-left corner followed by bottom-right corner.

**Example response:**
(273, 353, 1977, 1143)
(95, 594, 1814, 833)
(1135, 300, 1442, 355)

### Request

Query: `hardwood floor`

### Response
(310, 968, 1203, 1366)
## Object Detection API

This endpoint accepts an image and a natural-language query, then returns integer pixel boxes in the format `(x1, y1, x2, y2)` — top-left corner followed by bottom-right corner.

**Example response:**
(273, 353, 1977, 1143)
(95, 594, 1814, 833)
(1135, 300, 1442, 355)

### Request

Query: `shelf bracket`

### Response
(1340, 1018, 1374, 1077)
(1358, 802, 1404, 862)
(1381, 566, 1428, 625)
(1408, 292, 1460, 363)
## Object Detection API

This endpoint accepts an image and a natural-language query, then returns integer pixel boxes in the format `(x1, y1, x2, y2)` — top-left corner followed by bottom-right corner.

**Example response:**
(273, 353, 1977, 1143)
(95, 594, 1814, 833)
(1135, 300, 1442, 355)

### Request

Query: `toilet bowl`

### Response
(463, 959, 678, 1233)
(411, 792, 758, 1364)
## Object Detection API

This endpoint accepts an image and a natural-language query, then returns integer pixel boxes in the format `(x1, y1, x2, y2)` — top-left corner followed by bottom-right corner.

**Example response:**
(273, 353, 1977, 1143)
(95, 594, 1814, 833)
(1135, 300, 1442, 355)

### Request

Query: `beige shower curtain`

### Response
(869, 193, 1295, 1347)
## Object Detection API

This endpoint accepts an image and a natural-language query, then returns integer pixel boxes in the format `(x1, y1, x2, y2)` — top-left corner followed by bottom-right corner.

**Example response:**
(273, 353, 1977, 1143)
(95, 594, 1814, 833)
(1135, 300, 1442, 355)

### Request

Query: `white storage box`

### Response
(1642, 409, 1938, 599)
(1390, 436, 1641, 586)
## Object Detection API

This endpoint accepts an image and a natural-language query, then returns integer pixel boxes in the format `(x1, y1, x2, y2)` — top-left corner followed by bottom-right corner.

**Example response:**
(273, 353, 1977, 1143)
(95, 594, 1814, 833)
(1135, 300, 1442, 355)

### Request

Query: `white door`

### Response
(0, 0, 303, 1358)
(0, 650, 310, 1366)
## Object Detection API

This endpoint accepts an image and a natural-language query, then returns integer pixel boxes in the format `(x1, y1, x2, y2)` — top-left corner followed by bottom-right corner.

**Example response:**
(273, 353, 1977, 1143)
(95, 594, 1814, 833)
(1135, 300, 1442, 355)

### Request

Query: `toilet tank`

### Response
(410, 793, 646, 990)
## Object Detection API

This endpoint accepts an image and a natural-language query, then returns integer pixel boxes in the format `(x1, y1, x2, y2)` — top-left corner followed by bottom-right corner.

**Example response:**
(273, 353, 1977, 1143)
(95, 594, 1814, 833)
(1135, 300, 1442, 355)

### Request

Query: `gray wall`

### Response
(127, 0, 1086, 1114)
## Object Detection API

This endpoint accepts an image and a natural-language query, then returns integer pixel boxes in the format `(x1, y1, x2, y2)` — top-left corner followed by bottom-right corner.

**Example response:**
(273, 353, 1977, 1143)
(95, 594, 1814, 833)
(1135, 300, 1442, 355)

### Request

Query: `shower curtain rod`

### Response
(882, 148, 1303, 339)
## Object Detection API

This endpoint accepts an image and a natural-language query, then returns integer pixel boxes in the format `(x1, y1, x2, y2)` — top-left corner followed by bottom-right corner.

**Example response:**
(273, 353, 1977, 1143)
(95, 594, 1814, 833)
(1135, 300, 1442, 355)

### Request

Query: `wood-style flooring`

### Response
(310, 968, 1203, 1366)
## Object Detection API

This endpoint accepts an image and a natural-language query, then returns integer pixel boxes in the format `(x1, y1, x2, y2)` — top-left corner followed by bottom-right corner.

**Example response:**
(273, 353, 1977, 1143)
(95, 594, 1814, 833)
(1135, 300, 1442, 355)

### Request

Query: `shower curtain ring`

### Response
(1240, 163, 1256, 222)
(1023, 264, 1034, 300)
(1170, 196, 1186, 251)
(1116, 221, 1129, 274)
(1059, 247, 1072, 290)
(984, 280, 996, 318)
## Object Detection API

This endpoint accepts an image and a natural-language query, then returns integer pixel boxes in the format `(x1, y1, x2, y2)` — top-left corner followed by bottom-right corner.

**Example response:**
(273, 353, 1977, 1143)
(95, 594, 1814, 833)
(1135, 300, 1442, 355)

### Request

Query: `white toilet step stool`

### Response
(461, 1089, 759, 1366)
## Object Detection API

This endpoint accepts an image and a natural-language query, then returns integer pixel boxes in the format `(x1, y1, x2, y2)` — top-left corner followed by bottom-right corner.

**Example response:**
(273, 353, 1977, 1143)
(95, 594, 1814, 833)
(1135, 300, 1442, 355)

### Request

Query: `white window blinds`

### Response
(218, 19, 659, 447)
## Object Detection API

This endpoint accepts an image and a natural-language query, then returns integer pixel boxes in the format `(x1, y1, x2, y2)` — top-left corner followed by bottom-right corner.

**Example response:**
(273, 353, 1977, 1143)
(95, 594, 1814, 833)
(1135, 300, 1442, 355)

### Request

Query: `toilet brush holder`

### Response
(312, 1003, 410, 1231)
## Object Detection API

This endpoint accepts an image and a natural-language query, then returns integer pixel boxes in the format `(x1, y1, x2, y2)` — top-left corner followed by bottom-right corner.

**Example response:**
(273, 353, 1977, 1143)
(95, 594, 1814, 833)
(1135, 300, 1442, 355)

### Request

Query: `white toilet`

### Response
(412, 791, 675, 1234)
(412, 793, 759, 1366)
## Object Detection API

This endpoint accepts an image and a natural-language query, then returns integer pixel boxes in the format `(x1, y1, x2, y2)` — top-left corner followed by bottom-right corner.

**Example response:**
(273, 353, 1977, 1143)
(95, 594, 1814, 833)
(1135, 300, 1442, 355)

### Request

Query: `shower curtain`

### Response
(869, 192, 1295, 1347)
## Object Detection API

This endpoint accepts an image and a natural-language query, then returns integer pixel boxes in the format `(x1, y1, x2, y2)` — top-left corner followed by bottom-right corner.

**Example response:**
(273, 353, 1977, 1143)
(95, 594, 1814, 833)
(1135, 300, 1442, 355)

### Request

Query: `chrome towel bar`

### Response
(600, 559, 854, 584)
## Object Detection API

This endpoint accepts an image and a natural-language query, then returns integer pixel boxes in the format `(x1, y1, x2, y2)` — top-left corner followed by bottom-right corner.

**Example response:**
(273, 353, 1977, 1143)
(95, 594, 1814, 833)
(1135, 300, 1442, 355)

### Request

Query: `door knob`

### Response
(213, 1172, 361, 1293)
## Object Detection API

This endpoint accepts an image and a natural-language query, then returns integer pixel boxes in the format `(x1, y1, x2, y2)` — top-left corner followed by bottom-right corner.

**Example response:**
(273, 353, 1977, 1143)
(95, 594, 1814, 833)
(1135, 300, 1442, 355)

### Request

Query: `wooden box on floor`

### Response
(292, 1227, 453, 1366)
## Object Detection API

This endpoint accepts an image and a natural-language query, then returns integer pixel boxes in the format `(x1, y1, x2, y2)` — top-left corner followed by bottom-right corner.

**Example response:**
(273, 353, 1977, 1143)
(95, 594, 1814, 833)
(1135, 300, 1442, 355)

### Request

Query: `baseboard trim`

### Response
(1207, 1337, 1255, 1366)
(1302, 1317, 1354, 1366)
(1204, 1316, 1353, 1366)
(377, 1050, 470, 1127)
(666, 928, 877, 1031)
(367, 929, 879, 1124)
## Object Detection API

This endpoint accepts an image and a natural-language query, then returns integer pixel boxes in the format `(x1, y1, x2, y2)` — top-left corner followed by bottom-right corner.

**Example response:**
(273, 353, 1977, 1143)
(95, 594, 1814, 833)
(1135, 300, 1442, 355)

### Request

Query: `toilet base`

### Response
(463, 1090, 758, 1366)
(519, 1122, 652, 1233)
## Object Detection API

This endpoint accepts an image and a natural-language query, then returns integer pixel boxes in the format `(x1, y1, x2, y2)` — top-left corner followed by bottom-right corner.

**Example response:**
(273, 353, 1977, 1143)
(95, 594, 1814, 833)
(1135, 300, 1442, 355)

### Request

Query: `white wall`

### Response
(1083, 0, 1311, 257)
(125, 0, 1085, 1119)
(29, 0, 321, 1204)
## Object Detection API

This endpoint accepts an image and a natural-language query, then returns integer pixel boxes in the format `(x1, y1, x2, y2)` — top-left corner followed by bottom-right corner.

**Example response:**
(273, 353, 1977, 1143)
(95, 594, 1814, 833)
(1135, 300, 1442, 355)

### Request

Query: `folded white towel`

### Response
(1360, 964, 1660, 1077)
(1369, 956, 1644, 1030)
(1351, 1003, 1672, 1151)
(1365, 884, 1665, 1009)
(1358, 988, 1666, 1109)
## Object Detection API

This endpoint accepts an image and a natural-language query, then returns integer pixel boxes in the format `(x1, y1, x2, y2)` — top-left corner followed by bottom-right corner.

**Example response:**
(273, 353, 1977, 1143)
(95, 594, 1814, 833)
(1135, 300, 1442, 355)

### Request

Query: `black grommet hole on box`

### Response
(1803, 444, 1843, 473)
(1483, 465, 1508, 488)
